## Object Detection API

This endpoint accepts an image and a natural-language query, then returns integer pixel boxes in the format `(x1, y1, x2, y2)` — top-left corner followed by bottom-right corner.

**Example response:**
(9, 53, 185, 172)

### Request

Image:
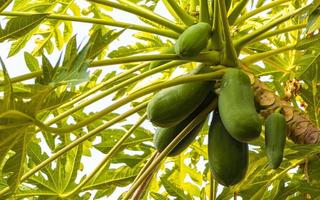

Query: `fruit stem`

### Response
(132, 152, 159, 186)
(200, 0, 210, 23)
(131, 170, 154, 200)
(164, 0, 196, 26)
(123, 98, 218, 200)
(131, 155, 160, 199)
(209, 173, 218, 200)
(219, 0, 239, 67)
(210, 0, 224, 51)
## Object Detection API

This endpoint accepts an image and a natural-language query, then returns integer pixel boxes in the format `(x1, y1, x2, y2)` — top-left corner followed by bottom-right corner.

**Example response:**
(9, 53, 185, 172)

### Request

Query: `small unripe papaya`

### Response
(265, 113, 286, 169)
(208, 110, 248, 186)
(147, 66, 213, 128)
(175, 22, 211, 57)
(153, 93, 215, 156)
(218, 68, 261, 142)
(154, 120, 204, 156)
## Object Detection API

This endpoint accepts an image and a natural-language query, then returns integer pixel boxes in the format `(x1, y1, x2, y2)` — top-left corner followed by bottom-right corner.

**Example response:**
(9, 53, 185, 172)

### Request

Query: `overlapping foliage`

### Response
(0, 0, 320, 199)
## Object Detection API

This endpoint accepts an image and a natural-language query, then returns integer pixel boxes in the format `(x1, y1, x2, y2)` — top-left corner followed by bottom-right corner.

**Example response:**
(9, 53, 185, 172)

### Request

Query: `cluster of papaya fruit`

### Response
(147, 22, 287, 186)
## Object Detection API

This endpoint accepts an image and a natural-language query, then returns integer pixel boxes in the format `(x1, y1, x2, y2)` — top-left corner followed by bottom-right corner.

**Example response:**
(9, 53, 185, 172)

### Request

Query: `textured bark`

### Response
(253, 79, 320, 144)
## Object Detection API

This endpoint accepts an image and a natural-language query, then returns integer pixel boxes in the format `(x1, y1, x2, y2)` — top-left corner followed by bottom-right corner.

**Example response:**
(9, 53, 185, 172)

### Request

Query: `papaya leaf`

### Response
(256, 0, 266, 8)
(12, 84, 59, 116)
(38, 89, 78, 112)
(268, 179, 286, 200)
(63, 144, 83, 192)
(8, 34, 32, 57)
(79, 69, 103, 93)
(295, 45, 320, 125)
(112, 82, 139, 101)
(115, 142, 153, 167)
(307, 7, 320, 34)
(63, 21, 73, 43)
(108, 33, 171, 58)
(307, 157, 320, 187)
(160, 177, 191, 199)
(95, 128, 152, 153)
(27, 144, 84, 197)
(295, 34, 320, 50)
(44, 38, 55, 54)
(182, 182, 201, 198)
(0, 177, 7, 191)
(32, 27, 65, 56)
(87, 28, 125, 60)
(94, 188, 116, 199)
(108, 42, 160, 58)
(31, 0, 74, 54)
(85, 165, 141, 191)
(47, 144, 84, 194)
(12, 189, 58, 199)
(0, 128, 21, 173)
(24, 52, 40, 72)
(300, 78, 320, 126)
(53, 27, 64, 50)
(36, 54, 54, 85)
(0, 14, 47, 42)
(0, 0, 13, 12)
(12, 0, 52, 12)
(2, 127, 31, 193)
(27, 142, 55, 186)
(134, 32, 167, 45)
(62, 35, 78, 67)
(51, 43, 90, 86)
(10, 1, 74, 56)
(109, 153, 146, 167)
(0, 57, 14, 111)
(150, 192, 168, 200)
(0, 110, 35, 128)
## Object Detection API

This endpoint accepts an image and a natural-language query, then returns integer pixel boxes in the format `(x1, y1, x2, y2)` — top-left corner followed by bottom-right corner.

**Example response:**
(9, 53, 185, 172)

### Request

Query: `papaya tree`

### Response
(0, 0, 320, 199)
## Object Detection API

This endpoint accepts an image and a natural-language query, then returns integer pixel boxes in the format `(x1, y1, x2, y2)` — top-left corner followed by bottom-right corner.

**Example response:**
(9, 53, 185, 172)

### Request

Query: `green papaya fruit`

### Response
(208, 111, 248, 186)
(149, 47, 175, 70)
(147, 66, 214, 127)
(265, 113, 286, 169)
(175, 22, 211, 57)
(154, 93, 215, 156)
(218, 68, 261, 142)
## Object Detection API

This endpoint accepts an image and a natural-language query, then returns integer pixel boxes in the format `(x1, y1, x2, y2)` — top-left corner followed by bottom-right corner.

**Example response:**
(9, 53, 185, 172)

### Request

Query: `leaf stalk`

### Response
(123, 98, 218, 199)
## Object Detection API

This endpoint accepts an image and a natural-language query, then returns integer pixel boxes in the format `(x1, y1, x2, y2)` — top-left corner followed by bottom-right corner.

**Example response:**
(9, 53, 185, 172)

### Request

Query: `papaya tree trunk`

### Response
(253, 79, 320, 144)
